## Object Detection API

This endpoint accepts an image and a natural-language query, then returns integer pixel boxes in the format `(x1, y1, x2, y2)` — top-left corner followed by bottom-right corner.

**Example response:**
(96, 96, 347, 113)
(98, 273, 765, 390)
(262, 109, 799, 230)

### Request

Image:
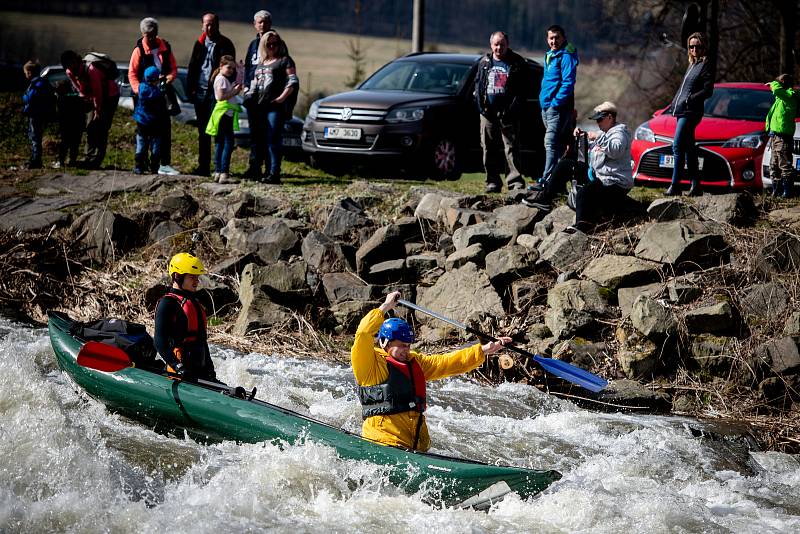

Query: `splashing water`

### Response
(1, 317, 798, 533)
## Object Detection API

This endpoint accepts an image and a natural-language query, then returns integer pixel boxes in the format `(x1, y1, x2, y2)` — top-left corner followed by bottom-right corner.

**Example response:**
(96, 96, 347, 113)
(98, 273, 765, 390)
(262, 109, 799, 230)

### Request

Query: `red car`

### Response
(632, 82, 774, 190)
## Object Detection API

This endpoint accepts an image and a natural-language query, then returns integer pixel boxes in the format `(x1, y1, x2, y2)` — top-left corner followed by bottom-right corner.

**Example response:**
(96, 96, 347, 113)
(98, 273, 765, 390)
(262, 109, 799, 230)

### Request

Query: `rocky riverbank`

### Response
(2, 169, 799, 452)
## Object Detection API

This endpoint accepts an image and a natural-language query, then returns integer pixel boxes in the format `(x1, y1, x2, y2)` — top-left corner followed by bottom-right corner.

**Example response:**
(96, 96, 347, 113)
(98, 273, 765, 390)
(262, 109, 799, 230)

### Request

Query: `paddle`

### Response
(397, 299, 608, 393)
(76, 341, 255, 398)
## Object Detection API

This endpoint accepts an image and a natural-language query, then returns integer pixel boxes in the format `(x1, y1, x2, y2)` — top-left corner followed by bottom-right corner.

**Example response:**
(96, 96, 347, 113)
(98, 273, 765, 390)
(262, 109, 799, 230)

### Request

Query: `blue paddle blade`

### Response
(532, 355, 608, 392)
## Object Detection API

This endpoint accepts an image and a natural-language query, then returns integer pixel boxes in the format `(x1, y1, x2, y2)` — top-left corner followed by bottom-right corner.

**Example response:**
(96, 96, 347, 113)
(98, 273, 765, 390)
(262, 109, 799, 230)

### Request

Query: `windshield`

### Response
(360, 61, 472, 95)
(704, 88, 774, 121)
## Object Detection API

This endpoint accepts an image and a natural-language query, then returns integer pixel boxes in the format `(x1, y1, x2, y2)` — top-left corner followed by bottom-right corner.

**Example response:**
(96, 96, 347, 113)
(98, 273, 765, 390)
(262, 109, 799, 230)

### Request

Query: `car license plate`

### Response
(283, 137, 301, 147)
(659, 154, 704, 170)
(324, 127, 361, 140)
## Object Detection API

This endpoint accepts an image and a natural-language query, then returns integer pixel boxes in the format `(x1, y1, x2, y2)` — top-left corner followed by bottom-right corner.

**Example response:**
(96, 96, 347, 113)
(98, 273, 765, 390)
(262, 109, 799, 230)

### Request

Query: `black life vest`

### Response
(358, 356, 427, 418)
(161, 290, 207, 351)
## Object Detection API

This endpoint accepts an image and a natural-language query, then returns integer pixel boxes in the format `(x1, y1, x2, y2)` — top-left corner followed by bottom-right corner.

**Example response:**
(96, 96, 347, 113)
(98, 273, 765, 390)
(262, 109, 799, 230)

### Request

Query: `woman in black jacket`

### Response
(665, 32, 715, 197)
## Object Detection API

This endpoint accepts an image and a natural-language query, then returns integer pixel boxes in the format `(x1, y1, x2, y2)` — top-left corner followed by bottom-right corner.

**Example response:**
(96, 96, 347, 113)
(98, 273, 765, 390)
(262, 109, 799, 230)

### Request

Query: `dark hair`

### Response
(490, 30, 509, 44)
(209, 54, 236, 85)
(60, 50, 81, 70)
(546, 25, 566, 37)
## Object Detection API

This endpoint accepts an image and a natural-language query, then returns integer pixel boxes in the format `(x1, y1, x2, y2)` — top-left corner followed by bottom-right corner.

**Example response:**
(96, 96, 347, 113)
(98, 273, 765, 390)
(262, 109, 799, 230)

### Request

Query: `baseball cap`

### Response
(589, 101, 617, 120)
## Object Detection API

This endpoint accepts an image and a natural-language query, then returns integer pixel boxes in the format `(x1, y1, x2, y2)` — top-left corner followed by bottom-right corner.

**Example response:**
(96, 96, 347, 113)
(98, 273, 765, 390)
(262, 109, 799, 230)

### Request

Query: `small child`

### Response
(54, 80, 85, 168)
(765, 73, 798, 198)
(205, 55, 242, 184)
(21, 60, 55, 169)
(132, 66, 167, 174)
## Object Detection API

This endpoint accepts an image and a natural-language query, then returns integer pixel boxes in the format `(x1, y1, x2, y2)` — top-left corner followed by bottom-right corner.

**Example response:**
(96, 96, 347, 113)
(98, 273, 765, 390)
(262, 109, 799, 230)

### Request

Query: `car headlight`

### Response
(634, 122, 655, 143)
(721, 131, 766, 149)
(308, 100, 321, 120)
(386, 107, 425, 123)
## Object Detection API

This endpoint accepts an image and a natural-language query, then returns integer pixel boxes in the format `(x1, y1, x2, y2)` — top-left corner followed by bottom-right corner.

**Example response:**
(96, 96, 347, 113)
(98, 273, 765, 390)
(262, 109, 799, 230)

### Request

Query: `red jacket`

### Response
(67, 63, 120, 113)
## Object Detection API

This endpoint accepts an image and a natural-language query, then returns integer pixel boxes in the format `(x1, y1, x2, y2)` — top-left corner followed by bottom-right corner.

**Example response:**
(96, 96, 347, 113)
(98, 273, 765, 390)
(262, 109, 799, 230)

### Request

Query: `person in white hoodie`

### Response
(523, 101, 632, 233)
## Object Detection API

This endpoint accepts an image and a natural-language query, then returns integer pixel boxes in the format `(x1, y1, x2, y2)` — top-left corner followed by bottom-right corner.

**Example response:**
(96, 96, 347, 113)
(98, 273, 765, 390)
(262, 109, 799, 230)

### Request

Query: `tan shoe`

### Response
(218, 172, 240, 184)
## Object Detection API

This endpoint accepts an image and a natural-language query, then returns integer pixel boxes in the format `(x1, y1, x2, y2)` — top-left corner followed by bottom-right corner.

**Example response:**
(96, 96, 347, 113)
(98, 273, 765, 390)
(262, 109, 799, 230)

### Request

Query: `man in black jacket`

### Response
(474, 31, 531, 193)
(187, 12, 236, 176)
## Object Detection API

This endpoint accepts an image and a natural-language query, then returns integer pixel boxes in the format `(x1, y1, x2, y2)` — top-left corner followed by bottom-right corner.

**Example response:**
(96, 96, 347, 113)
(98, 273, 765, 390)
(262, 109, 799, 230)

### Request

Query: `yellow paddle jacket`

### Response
(351, 308, 485, 451)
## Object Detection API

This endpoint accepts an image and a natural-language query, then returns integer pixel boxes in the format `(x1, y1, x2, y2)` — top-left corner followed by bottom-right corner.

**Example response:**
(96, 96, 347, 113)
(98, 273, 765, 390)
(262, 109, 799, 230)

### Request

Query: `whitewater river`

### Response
(2, 316, 799, 533)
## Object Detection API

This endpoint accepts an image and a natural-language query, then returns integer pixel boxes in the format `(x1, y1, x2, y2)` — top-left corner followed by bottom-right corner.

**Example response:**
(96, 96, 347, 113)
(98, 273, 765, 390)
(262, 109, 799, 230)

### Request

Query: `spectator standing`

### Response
(187, 12, 236, 176)
(21, 60, 55, 169)
(765, 73, 797, 198)
(54, 80, 85, 168)
(539, 24, 579, 185)
(128, 17, 180, 175)
(61, 50, 120, 169)
(243, 9, 272, 179)
(664, 32, 715, 197)
(133, 66, 167, 174)
(205, 56, 243, 184)
(523, 101, 633, 234)
(245, 30, 298, 184)
(473, 31, 531, 193)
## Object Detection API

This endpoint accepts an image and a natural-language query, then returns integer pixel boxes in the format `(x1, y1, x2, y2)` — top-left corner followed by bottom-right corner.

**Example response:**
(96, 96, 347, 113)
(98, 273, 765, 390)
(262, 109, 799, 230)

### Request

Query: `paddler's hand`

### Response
(173, 363, 185, 377)
(379, 291, 401, 313)
(482, 336, 512, 355)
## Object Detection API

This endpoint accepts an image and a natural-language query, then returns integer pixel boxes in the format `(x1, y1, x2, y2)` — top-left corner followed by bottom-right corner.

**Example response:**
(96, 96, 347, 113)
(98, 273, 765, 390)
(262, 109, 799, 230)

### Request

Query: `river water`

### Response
(2, 316, 799, 533)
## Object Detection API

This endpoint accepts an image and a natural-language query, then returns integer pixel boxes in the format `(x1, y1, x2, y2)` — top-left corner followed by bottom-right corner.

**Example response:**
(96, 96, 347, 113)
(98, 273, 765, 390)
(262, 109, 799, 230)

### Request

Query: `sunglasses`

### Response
(688, 44, 704, 50)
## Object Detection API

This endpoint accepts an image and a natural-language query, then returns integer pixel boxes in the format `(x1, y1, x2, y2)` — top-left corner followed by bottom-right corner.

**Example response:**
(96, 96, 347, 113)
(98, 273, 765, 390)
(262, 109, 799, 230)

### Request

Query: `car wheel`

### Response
(428, 138, 461, 181)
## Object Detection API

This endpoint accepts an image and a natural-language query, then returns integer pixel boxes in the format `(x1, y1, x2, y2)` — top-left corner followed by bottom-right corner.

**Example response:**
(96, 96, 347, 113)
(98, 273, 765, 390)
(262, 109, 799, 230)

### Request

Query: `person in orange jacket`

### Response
(351, 291, 511, 451)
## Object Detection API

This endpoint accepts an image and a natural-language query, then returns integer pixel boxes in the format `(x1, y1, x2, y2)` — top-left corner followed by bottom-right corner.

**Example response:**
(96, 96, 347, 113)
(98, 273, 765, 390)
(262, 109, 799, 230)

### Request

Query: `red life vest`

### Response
(162, 291, 207, 345)
(358, 356, 427, 418)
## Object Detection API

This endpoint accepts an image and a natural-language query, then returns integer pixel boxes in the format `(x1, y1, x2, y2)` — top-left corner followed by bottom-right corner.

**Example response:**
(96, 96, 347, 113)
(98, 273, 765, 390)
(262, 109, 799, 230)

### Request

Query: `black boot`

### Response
(687, 182, 703, 197)
(772, 179, 783, 197)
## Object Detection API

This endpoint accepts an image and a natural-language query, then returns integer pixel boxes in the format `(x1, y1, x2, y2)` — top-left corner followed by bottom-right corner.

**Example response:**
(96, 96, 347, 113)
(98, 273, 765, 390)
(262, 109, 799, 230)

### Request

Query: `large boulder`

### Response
(239, 259, 311, 306)
(227, 192, 282, 219)
(492, 204, 541, 235)
(617, 283, 664, 317)
(406, 253, 443, 279)
(582, 254, 662, 291)
(323, 198, 372, 239)
(322, 272, 374, 304)
(755, 337, 800, 375)
(148, 220, 184, 253)
(537, 230, 590, 273)
(630, 295, 677, 340)
(684, 301, 738, 336)
(646, 198, 699, 222)
(220, 217, 299, 263)
(301, 230, 351, 273)
(692, 192, 756, 226)
(533, 206, 574, 238)
(738, 282, 789, 325)
(159, 191, 199, 221)
(614, 326, 661, 379)
(233, 295, 293, 336)
(690, 334, 738, 377)
(355, 224, 406, 274)
(757, 232, 800, 274)
(69, 209, 139, 263)
(445, 243, 486, 271)
(484, 245, 539, 285)
(545, 279, 611, 339)
(416, 263, 504, 336)
(634, 220, 728, 270)
(0, 196, 76, 233)
(451, 220, 515, 252)
(367, 259, 406, 284)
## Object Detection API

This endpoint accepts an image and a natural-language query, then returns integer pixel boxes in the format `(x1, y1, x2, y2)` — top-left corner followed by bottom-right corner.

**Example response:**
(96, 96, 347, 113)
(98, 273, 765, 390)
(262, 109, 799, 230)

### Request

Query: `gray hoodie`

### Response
(589, 122, 633, 189)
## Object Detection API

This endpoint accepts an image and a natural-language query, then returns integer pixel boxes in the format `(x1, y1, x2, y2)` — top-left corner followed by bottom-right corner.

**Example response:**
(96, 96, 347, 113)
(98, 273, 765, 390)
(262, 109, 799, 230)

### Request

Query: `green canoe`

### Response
(48, 311, 561, 509)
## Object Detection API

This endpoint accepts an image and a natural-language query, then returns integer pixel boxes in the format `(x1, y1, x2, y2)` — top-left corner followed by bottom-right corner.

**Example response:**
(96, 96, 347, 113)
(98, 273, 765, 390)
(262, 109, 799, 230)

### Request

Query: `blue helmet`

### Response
(378, 318, 415, 344)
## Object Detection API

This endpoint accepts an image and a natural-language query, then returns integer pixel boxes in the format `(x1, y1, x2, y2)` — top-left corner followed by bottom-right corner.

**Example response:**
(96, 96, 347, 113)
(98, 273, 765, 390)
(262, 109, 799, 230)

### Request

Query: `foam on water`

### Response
(1, 318, 799, 533)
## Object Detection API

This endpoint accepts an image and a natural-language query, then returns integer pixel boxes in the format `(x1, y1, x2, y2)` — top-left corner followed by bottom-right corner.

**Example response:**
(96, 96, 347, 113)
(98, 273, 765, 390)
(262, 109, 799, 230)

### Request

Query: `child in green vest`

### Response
(205, 55, 242, 184)
(765, 73, 798, 197)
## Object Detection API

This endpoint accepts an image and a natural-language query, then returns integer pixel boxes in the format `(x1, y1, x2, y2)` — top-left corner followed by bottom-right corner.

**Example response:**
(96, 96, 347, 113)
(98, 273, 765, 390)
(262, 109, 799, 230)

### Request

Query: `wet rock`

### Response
(485, 245, 539, 285)
(684, 301, 738, 336)
(492, 204, 541, 235)
(646, 198, 699, 222)
(148, 220, 184, 253)
(546, 280, 610, 339)
(301, 230, 351, 273)
(355, 224, 405, 274)
(755, 337, 800, 375)
(367, 259, 406, 284)
(630, 295, 677, 340)
(533, 206, 573, 238)
(445, 243, 486, 271)
(634, 220, 729, 271)
(452, 220, 514, 253)
(582, 254, 662, 291)
(0, 196, 76, 232)
(589, 378, 671, 413)
(537, 229, 590, 272)
(322, 272, 374, 304)
(220, 217, 299, 264)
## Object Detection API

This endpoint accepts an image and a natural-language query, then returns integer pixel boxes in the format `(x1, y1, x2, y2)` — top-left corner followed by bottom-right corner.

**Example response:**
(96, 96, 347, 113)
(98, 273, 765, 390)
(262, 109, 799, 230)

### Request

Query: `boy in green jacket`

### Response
(765, 74, 797, 197)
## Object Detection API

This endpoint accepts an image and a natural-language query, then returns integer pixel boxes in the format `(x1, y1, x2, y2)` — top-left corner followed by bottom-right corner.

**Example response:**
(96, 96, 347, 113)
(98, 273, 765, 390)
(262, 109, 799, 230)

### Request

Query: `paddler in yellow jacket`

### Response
(352, 291, 511, 451)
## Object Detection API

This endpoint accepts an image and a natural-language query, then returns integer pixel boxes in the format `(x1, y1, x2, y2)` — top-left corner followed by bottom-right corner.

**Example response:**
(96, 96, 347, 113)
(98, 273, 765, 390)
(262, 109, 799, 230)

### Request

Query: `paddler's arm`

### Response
(350, 292, 400, 386)
(416, 336, 512, 381)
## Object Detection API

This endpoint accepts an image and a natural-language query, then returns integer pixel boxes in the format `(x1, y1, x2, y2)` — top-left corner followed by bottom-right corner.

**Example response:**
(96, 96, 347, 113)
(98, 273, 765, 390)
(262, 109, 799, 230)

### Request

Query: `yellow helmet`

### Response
(168, 253, 206, 276)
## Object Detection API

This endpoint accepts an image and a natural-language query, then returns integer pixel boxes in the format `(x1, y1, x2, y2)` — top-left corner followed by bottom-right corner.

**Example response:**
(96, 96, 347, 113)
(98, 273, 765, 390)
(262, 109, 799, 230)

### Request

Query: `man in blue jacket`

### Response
(539, 25, 578, 184)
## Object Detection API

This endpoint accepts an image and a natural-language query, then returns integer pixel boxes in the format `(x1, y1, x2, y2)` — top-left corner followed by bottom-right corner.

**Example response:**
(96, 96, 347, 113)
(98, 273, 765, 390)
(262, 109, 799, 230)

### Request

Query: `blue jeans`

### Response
(214, 114, 235, 174)
(28, 116, 44, 164)
(541, 106, 572, 182)
(670, 115, 701, 187)
(265, 109, 285, 176)
(135, 124, 162, 173)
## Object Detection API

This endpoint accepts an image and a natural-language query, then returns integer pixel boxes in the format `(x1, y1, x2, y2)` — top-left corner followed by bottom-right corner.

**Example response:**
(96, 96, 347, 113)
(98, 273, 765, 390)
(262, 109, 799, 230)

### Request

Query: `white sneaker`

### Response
(218, 172, 240, 184)
(51, 161, 62, 169)
(158, 165, 180, 175)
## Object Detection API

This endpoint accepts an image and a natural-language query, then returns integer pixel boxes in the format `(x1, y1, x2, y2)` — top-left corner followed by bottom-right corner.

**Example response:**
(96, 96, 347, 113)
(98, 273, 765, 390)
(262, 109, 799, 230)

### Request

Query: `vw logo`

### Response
(340, 107, 353, 121)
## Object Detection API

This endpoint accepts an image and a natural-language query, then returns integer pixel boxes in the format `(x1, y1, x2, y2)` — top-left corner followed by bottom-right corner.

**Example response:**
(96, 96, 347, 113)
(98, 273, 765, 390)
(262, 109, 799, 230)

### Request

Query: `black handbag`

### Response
(163, 83, 181, 116)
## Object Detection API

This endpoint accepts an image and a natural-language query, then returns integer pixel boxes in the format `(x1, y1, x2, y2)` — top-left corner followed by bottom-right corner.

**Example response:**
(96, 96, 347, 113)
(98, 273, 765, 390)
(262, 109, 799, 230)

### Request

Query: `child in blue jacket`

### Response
(22, 60, 55, 169)
(133, 66, 167, 174)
